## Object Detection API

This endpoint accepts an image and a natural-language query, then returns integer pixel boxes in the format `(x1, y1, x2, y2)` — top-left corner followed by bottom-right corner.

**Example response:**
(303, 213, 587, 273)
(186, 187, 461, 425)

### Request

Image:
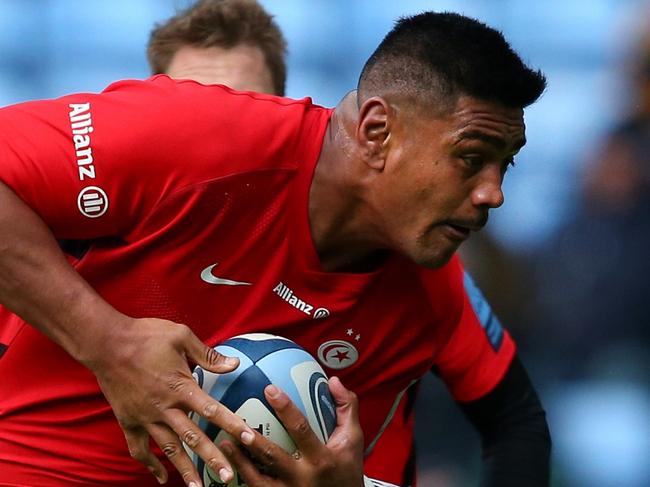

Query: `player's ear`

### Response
(356, 96, 392, 170)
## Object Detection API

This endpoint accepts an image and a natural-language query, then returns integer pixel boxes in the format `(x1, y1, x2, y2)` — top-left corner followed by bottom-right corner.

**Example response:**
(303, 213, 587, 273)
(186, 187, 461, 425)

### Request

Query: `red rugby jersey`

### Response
(0, 76, 514, 486)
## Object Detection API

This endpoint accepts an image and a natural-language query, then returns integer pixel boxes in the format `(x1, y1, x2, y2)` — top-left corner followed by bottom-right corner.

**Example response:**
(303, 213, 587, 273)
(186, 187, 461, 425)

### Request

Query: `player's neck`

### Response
(309, 91, 391, 273)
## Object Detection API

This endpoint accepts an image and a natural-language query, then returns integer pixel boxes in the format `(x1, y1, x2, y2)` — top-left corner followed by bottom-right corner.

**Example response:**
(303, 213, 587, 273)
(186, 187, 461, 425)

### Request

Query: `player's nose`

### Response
(471, 168, 504, 209)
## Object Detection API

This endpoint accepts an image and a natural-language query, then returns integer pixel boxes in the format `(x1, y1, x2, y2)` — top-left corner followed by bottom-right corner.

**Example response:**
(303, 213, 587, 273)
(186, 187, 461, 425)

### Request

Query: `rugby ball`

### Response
(188, 333, 337, 486)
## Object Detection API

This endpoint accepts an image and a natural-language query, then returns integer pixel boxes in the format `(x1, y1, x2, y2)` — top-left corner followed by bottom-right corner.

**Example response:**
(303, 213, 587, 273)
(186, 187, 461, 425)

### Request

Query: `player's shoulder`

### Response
(104, 74, 323, 111)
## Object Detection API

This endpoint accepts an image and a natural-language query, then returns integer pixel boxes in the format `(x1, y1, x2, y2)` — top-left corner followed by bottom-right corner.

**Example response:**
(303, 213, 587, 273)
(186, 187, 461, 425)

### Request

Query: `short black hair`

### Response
(358, 12, 546, 112)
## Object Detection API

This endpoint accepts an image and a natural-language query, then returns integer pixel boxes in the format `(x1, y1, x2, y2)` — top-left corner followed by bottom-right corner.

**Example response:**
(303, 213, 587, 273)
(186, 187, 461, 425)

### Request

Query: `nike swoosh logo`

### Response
(200, 263, 251, 286)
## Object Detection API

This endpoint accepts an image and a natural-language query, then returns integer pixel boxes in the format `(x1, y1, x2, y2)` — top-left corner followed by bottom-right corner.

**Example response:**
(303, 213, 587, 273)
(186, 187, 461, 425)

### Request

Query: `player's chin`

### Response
(408, 231, 462, 269)
(411, 235, 461, 269)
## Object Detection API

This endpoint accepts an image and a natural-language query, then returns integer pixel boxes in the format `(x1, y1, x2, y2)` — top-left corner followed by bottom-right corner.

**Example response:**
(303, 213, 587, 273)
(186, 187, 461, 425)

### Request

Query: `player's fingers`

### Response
(264, 384, 322, 458)
(237, 423, 295, 478)
(161, 409, 235, 485)
(123, 426, 167, 484)
(220, 439, 276, 487)
(182, 329, 239, 374)
(148, 422, 206, 487)
(182, 380, 256, 445)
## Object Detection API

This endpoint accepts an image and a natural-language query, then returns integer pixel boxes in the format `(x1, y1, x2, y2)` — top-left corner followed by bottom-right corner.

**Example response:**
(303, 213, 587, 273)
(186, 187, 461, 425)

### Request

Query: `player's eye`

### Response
(461, 155, 484, 168)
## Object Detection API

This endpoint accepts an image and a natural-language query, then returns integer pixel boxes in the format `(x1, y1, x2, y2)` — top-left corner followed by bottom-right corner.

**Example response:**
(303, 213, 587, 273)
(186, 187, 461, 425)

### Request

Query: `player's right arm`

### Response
(0, 182, 253, 485)
(0, 80, 264, 486)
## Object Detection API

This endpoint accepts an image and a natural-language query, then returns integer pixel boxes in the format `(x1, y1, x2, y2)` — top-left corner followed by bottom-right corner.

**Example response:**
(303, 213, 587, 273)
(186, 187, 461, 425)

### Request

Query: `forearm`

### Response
(476, 410, 550, 486)
(0, 181, 121, 365)
(459, 356, 551, 487)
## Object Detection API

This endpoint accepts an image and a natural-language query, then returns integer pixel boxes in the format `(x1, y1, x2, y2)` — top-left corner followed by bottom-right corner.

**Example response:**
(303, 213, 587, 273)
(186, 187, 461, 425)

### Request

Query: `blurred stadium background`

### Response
(1, 1, 648, 486)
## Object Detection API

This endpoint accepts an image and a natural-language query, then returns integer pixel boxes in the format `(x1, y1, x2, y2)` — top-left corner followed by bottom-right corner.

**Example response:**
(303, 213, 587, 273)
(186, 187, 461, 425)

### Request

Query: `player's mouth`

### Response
(441, 220, 484, 241)
(442, 223, 471, 241)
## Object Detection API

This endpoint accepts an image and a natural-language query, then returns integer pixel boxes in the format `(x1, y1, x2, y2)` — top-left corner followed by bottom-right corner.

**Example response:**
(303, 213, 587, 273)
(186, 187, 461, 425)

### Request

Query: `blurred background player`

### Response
(147, 0, 285, 95)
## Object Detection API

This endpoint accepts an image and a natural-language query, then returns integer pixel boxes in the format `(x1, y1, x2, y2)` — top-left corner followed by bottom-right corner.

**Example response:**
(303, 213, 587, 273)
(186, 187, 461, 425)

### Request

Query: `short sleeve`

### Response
(0, 76, 306, 240)
(434, 265, 516, 402)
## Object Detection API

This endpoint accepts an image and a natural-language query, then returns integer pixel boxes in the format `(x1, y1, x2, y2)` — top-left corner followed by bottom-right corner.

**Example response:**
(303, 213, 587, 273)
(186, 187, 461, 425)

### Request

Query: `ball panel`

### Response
(220, 336, 301, 363)
(258, 350, 336, 443)
(255, 348, 317, 418)
(228, 333, 294, 343)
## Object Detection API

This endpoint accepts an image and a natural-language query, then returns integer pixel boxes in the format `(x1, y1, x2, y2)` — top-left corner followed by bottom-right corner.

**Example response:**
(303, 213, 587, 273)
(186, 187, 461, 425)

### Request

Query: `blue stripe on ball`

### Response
(219, 365, 273, 414)
(310, 374, 337, 439)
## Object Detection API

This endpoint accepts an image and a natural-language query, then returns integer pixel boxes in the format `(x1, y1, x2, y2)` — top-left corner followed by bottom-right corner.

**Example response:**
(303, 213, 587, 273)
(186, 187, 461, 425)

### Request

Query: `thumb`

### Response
(184, 333, 240, 374)
(328, 376, 359, 428)
(327, 376, 363, 449)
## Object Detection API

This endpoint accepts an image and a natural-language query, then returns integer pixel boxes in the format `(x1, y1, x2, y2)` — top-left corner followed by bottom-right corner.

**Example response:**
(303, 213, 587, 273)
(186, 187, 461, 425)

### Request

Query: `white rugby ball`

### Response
(188, 333, 337, 486)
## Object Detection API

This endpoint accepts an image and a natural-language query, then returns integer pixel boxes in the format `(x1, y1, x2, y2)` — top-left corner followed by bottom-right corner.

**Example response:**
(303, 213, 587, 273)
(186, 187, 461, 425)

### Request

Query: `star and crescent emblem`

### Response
(317, 339, 359, 369)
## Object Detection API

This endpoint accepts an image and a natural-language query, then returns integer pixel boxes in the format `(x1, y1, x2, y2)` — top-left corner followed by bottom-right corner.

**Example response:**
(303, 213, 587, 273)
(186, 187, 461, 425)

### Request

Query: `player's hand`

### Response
(88, 316, 255, 486)
(220, 376, 365, 487)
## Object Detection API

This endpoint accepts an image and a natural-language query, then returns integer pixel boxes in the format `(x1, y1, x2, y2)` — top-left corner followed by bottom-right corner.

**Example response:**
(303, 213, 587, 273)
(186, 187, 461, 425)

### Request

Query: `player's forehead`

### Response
(445, 95, 526, 152)
(167, 44, 275, 94)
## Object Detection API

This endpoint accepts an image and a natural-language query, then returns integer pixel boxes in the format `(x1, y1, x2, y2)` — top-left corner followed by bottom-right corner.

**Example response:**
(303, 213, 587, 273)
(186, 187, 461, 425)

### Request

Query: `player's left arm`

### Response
(435, 266, 550, 487)
(455, 354, 551, 487)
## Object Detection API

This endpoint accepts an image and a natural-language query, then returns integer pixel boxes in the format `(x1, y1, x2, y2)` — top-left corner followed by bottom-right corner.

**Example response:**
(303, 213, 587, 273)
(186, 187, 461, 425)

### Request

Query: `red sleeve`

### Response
(434, 258, 516, 402)
(0, 75, 307, 240)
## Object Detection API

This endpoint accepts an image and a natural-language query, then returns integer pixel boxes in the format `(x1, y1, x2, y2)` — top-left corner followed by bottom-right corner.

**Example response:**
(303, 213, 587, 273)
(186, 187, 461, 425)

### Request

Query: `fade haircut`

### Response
(148, 0, 287, 95)
(358, 12, 546, 113)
